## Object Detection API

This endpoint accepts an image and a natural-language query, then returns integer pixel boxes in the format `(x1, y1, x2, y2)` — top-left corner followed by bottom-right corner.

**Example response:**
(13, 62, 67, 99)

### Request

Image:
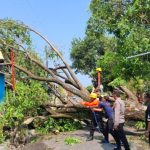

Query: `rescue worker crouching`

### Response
(80, 93, 105, 141)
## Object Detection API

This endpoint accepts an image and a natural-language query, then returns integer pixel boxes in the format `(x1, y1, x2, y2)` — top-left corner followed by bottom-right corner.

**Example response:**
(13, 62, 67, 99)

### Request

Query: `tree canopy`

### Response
(70, 0, 150, 89)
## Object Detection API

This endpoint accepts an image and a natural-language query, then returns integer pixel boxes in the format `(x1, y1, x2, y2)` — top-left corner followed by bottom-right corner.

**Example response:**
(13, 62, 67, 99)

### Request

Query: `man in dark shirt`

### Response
(92, 93, 114, 143)
(145, 91, 150, 145)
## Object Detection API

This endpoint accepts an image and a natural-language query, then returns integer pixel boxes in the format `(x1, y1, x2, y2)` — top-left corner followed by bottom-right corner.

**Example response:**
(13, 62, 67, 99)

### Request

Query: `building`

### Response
(0, 50, 5, 102)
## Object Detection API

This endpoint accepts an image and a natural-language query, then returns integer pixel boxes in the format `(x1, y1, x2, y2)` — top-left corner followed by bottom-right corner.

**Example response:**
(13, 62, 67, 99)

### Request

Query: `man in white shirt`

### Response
(112, 90, 130, 150)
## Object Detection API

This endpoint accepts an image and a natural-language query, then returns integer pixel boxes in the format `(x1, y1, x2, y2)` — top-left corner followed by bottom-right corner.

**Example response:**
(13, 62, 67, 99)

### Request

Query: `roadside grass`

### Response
(64, 137, 82, 146)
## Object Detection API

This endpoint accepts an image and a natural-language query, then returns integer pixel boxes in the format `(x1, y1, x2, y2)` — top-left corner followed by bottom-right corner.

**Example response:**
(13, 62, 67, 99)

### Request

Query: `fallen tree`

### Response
(0, 19, 146, 121)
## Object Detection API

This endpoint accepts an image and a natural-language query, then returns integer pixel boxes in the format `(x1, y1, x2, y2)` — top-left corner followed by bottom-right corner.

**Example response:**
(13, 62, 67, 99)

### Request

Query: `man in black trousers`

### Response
(112, 90, 130, 150)
(145, 91, 150, 145)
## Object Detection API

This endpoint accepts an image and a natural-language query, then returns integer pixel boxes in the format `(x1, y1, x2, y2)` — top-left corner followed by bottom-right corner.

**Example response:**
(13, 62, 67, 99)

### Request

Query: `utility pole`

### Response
(11, 49, 15, 91)
(96, 68, 103, 93)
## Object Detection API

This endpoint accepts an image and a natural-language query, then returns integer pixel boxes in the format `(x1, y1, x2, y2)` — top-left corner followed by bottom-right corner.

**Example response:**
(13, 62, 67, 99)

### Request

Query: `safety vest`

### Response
(81, 99, 99, 107)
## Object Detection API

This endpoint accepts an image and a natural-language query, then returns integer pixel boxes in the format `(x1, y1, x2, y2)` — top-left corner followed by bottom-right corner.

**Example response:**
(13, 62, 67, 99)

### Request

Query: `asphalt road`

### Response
(0, 128, 149, 150)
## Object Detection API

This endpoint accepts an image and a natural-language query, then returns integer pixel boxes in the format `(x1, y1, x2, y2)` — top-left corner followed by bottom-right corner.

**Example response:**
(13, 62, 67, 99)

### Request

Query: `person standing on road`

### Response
(112, 90, 130, 150)
(145, 91, 150, 145)
(80, 93, 105, 141)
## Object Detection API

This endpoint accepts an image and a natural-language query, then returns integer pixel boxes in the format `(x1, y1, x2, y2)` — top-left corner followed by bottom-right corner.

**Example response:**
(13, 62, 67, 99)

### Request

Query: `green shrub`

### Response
(0, 81, 82, 143)
(0, 81, 49, 142)
(36, 117, 82, 134)
(135, 121, 146, 130)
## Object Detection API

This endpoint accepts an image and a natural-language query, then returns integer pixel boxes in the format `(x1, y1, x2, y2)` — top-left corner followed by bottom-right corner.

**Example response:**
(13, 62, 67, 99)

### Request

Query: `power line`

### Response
(127, 51, 150, 59)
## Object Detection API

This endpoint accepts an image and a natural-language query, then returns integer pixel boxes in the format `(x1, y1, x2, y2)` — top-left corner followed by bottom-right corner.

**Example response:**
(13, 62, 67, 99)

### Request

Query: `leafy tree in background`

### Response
(70, 0, 150, 89)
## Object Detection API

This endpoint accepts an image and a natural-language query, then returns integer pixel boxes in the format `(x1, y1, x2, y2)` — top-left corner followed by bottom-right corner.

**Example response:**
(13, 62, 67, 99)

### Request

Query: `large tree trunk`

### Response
(1, 20, 146, 122)
(120, 86, 138, 102)
(125, 100, 146, 121)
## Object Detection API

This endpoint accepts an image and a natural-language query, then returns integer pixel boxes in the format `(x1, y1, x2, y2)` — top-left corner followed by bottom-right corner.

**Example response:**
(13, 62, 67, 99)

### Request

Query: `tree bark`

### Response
(14, 64, 90, 101)
(120, 86, 138, 102)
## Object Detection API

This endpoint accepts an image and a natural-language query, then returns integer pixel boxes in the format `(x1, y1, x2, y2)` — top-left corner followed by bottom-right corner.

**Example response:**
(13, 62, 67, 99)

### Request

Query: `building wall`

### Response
(0, 73, 5, 102)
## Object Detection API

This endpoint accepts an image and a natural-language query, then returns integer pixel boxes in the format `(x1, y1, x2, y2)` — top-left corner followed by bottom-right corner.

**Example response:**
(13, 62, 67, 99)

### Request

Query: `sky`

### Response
(0, 0, 92, 86)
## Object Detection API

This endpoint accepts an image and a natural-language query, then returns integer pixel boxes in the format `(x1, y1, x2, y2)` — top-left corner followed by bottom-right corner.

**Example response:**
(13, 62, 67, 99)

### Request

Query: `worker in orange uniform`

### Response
(81, 93, 105, 141)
